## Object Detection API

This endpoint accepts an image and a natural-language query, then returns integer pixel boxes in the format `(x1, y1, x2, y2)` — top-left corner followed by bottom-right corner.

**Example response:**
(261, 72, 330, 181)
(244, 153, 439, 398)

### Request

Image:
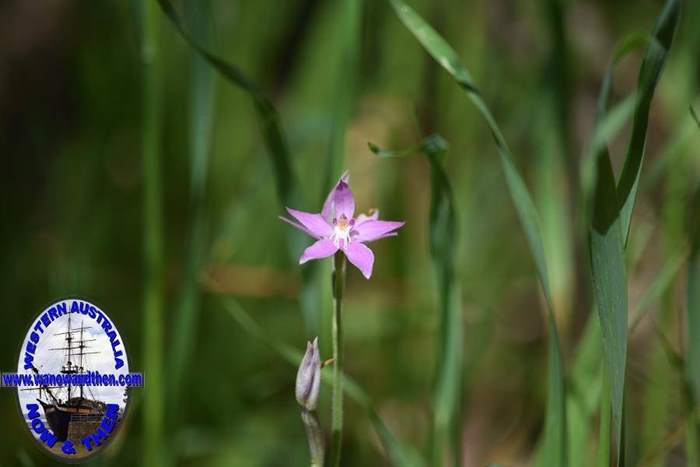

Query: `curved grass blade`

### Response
(692, 106, 700, 128)
(588, 2, 680, 461)
(370, 134, 463, 466)
(220, 298, 426, 467)
(580, 34, 648, 205)
(386, 1, 567, 464)
(387, 0, 551, 304)
(156, 0, 295, 206)
(616, 0, 681, 244)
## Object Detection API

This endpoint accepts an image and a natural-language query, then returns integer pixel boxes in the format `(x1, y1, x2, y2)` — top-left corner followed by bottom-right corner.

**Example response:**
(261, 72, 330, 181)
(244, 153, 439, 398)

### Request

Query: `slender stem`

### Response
(141, 3, 164, 467)
(301, 409, 325, 467)
(330, 251, 346, 467)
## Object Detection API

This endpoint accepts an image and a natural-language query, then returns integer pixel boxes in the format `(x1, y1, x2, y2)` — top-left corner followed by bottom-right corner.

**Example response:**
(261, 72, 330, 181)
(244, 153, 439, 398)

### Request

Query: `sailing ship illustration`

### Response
(25, 314, 107, 442)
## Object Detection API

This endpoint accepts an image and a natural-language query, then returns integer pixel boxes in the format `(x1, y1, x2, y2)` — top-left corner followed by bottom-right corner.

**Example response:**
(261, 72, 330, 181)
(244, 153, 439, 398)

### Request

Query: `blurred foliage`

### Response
(1, 0, 699, 466)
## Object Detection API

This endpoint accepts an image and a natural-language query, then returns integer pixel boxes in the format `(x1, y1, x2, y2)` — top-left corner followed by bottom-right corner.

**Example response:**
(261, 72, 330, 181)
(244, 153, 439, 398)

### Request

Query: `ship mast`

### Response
(50, 314, 98, 404)
(67, 313, 72, 400)
(79, 320, 85, 399)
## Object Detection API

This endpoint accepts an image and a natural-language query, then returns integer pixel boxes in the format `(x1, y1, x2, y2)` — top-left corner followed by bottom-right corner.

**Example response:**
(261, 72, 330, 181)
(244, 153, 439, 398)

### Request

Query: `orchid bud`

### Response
(296, 337, 321, 411)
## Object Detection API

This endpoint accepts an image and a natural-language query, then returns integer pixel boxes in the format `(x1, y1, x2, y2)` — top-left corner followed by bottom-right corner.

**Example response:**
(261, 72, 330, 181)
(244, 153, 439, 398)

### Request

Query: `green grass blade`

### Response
(542, 316, 567, 467)
(692, 106, 700, 128)
(589, 110, 627, 466)
(387, 0, 551, 306)
(580, 34, 648, 204)
(384, 3, 567, 463)
(567, 315, 602, 467)
(597, 375, 611, 467)
(587, 3, 680, 462)
(423, 139, 463, 467)
(616, 0, 681, 244)
(371, 134, 463, 466)
(140, 2, 165, 466)
(220, 299, 426, 467)
(156, 0, 295, 206)
(169, 0, 216, 412)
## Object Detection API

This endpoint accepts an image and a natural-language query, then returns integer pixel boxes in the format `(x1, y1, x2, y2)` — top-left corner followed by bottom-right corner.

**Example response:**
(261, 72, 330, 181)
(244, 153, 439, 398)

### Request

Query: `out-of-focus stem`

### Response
(141, 2, 164, 467)
(330, 251, 346, 467)
(170, 0, 215, 408)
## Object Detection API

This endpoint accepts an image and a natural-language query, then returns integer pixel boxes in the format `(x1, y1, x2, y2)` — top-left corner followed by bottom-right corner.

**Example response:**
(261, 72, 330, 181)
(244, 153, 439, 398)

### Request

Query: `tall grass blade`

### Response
(140, 2, 165, 466)
(616, 0, 681, 244)
(169, 0, 216, 412)
(589, 53, 628, 466)
(220, 298, 426, 467)
(156, 0, 295, 206)
(534, 0, 576, 327)
(386, 1, 567, 464)
(588, 2, 680, 461)
(423, 139, 463, 467)
(370, 134, 464, 466)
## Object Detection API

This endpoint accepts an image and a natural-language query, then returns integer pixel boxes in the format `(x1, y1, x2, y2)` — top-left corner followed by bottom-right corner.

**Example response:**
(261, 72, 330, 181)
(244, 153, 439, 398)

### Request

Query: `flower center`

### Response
(332, 215, 355, 247)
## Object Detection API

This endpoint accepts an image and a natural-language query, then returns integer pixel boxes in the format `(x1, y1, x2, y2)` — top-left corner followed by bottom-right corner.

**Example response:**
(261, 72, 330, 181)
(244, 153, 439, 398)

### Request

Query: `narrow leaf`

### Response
(385, 2, 567, 464)
(587, 2, 681, 462)
(616, 0, 681, 243)
(589, 145, 627, 461)
(371, 134, 463, 466)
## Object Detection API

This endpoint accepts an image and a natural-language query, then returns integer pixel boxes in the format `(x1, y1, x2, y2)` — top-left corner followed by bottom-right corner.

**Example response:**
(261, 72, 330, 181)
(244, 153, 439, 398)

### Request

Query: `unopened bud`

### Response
(296, 337, 321, 411)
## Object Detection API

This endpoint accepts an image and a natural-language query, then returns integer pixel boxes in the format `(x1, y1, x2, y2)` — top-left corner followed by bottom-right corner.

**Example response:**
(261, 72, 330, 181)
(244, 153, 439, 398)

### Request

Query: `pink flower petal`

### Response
(279, 216, 314, 237)
(321, 172, 349, 220)
(353, 220, 405, 243)
(321, 172, 354, 221)
(286, 208, 333, 239)
(300, 239, 339, 264)
(343, 242, 374, 279)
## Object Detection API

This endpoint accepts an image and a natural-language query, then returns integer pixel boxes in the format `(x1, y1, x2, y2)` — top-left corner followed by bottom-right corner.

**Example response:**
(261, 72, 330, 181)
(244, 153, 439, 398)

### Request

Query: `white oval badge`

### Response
(4, 298, 141, 461)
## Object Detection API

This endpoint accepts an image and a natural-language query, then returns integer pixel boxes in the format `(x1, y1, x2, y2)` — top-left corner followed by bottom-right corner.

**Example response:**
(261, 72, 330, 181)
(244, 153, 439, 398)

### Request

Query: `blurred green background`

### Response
(1, 0, 699, 466)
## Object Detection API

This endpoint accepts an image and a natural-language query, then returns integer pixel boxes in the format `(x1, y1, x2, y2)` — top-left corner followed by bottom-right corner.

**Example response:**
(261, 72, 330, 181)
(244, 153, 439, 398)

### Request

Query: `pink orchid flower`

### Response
(281, 173, 404, 279)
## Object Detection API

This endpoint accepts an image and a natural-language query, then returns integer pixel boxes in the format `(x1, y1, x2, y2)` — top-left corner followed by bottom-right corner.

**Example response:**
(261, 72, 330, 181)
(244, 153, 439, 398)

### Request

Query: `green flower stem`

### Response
(301, 409, 325, 467)
(330, 251, 346, 467)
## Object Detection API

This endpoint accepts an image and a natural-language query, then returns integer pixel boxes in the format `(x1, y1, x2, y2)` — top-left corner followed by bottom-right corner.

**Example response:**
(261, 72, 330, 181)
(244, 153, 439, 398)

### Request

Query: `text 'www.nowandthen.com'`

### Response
(1, 371, 143, 388)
